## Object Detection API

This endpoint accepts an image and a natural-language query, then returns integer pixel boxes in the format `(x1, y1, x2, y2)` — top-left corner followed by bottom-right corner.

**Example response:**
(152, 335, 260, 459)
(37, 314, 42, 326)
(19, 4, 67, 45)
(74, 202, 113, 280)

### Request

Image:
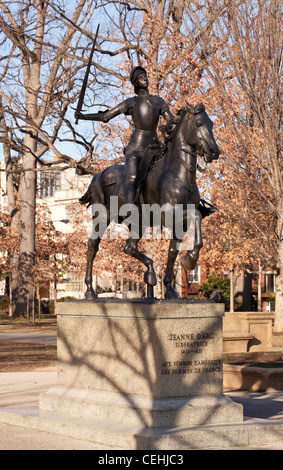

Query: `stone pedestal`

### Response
(40, 299, 242, 432)
(223, 311, 274, 352)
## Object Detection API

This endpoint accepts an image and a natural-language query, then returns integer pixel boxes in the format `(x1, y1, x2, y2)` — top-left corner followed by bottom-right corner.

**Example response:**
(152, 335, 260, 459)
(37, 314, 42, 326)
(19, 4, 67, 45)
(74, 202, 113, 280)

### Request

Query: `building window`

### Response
(265, 274, 275, 293)
(39, 171, 61, 198)
(188, 265, 200, 283)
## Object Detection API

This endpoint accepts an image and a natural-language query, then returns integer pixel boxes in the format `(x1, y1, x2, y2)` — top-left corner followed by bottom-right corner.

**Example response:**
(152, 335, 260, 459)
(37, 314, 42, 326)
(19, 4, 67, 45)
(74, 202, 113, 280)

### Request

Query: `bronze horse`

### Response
(80, 103, 221, 300)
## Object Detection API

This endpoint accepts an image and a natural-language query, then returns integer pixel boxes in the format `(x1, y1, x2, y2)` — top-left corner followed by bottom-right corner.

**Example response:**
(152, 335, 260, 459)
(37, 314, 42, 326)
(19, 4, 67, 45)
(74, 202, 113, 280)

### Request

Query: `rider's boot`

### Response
(125, 178, 140, 227)
(125, 178, 137, 208)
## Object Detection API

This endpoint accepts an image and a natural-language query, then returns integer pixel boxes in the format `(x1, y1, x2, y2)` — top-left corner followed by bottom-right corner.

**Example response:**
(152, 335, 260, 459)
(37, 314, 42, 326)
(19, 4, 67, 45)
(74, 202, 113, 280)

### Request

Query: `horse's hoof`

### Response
(85, 288, 97, 301)
(146, 285, 154, 299)
(165, 286, 179, 300)
(144, 268, 157, 286)
(182, 252, 198, 271)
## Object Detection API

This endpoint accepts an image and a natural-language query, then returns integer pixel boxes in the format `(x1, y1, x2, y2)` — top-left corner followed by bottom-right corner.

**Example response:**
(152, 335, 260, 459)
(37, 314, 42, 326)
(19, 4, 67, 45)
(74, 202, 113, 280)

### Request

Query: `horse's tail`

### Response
(79, 172, 105, 207)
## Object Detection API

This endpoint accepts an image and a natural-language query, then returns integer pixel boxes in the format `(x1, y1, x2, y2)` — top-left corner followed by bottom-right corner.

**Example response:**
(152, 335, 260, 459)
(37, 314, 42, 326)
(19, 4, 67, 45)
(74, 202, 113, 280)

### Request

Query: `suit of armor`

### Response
(76, 67, 176, 204)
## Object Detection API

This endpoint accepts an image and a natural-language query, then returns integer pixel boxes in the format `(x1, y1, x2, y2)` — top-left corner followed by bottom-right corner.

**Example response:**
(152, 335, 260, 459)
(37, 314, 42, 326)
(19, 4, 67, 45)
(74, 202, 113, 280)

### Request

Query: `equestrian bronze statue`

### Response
(76, 66, 177, 207)
(75, 67, 221, 300)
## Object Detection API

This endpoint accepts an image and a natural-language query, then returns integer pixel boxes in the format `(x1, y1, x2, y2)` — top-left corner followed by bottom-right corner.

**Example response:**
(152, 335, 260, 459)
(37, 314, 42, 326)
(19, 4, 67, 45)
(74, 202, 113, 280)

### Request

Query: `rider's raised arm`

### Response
(75, 98, 134, 123)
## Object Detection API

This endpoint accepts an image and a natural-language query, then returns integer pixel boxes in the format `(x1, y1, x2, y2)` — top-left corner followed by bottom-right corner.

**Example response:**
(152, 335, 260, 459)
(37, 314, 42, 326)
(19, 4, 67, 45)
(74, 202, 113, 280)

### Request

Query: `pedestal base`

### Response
(40, 299, 242, 436)
(40, 386, 242, 427)
(2, 404, 283, 450)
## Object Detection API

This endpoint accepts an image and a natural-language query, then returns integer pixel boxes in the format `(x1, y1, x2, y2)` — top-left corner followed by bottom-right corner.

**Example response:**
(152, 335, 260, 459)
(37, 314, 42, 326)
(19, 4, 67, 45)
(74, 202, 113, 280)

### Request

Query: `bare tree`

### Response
(0, 0, 243, 316)
(0, 0, 101, 315)
(185, 0, 283, 329)
(87, 0, 227, 98)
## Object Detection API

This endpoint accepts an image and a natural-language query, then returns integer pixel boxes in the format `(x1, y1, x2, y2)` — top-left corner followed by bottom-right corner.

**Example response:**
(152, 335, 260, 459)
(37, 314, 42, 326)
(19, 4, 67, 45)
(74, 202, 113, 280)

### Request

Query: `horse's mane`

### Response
(177, 102, 205, 118)
(150, 102, 206, 167)
(161, 102, 206, 141)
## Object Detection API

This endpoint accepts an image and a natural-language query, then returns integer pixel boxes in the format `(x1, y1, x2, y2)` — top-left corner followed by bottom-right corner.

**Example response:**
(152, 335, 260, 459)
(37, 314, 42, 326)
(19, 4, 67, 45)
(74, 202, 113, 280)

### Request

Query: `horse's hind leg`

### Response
(164, 238, 180, 299)
(124, 237, 157, 297)
(182, 208, 203, 270)
(85, 198, 111, 299)
(85, 237, 102, 300)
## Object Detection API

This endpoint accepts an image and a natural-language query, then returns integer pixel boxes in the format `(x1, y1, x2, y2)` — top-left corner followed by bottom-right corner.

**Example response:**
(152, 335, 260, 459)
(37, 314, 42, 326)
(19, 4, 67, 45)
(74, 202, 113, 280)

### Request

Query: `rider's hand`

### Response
(166, 121, 177, 133)
(97, 110, 110, 123)
(75, 111, 85, 120)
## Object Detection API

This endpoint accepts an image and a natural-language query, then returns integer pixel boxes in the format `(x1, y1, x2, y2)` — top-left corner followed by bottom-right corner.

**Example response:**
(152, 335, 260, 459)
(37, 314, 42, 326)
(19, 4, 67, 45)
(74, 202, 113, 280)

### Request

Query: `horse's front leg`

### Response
(164, 238, 180, 299)
(85, 237, 101, 300)
(124, 237, 157, 298)
(182, 208, 203, 271)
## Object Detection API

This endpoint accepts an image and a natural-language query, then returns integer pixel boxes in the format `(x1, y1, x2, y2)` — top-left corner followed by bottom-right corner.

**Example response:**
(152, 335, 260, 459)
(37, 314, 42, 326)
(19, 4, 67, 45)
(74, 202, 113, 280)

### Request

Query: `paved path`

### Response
(0, 370, 111, 450)
(0, 332, 57, 345)
(0, 421, 111, 450)
(228, 391, 283, 421)
(0, 370, 283, 450)
(0, 331, 283, 450)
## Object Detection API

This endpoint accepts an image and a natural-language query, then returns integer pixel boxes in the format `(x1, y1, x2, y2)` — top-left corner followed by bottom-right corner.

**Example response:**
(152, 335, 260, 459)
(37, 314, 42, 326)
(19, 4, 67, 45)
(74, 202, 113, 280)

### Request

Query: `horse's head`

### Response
(182, 103, 221, 163)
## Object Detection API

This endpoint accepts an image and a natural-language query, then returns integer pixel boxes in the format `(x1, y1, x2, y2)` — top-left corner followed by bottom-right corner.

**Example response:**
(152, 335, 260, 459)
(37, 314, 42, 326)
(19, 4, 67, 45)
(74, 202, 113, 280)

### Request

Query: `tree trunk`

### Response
(9, 273, 12, 318)
(274, 211, 283, 331)
(230, 270, 234, 313)
(14, 148, 36, 317)
(257, 263, 262, 312)
(0, 105, 20, 316)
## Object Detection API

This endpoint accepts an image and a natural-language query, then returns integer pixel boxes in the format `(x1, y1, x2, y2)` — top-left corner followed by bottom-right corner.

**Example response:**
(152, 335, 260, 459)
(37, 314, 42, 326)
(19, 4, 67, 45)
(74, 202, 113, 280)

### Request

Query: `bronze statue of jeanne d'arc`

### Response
(75, 44, 221, 300)
(75, 66, 177, 206)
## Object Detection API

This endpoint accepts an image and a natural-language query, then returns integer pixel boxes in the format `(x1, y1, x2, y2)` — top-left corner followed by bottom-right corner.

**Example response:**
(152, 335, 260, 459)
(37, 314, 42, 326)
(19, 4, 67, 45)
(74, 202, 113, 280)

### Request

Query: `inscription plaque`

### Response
(157, 319, 223, 396)
(57, 300, 224, 398)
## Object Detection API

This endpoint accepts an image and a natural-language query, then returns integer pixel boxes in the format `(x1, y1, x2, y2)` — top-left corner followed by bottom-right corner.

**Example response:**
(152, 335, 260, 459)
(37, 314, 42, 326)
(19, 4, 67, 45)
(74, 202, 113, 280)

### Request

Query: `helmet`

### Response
(130, 66, 147, 85)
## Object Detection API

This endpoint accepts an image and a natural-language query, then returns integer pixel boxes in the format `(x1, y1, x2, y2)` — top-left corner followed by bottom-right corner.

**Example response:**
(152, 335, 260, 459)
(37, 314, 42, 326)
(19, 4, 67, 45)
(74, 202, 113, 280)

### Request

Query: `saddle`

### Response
(99, 144, 163, 202)
(134, 142, 162, 202)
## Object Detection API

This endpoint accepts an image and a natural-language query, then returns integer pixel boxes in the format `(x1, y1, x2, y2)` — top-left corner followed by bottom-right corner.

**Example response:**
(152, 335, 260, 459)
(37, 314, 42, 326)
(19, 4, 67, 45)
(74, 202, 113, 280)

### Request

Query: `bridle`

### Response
(177, 108, 208, 169)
